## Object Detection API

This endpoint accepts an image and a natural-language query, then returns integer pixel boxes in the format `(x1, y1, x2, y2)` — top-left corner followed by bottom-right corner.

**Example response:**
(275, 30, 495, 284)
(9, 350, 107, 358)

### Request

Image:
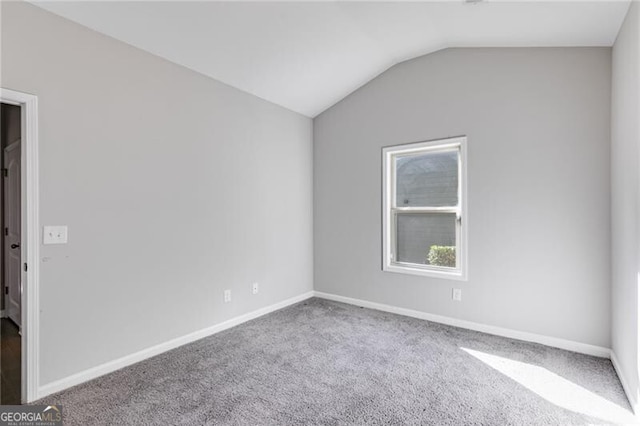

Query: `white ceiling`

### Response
(32, 1, 631, 117)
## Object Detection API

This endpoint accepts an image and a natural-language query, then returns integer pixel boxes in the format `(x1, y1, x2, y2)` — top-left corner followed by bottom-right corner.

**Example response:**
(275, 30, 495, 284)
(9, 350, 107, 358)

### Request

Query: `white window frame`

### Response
(382, 136, 468, 281)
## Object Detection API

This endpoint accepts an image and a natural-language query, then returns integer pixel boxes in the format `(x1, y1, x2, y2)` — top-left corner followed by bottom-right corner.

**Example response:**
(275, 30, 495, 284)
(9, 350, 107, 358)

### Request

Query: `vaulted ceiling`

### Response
(32, 1, 631, 117)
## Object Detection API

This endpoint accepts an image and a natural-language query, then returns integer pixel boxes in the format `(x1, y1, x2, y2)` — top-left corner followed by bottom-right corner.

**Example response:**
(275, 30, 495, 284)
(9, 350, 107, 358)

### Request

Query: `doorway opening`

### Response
(0, 88, 39, 404)
(0, 102, 22, 404)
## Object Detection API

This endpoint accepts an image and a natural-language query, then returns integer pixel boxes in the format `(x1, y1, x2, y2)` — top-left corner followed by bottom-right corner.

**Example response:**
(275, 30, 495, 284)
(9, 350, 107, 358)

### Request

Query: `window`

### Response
(382, 136, 467, 280)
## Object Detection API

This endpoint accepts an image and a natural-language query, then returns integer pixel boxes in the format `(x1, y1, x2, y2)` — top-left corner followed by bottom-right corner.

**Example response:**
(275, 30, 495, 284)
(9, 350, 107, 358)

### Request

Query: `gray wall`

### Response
(611, 2, 640, 410)
(1, 1, 313, 386)
(314, 47, 612, 347)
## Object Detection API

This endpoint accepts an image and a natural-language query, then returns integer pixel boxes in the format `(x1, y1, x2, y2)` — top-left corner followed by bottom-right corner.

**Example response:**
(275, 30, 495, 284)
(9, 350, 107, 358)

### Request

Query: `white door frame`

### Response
(1, 88, 40, 403)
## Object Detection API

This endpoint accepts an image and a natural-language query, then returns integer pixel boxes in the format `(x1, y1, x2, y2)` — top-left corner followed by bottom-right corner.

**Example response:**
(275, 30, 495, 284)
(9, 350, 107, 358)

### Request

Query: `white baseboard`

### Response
(37, 290, 618, 403)
(38, 291, 314, 400)
(313, 291, 611, 358)
(611, 350, 639, 415)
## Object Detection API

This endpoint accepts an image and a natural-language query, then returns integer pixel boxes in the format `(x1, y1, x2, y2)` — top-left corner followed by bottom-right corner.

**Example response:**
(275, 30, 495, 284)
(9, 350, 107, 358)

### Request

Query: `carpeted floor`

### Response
(38, 298, 635, 425)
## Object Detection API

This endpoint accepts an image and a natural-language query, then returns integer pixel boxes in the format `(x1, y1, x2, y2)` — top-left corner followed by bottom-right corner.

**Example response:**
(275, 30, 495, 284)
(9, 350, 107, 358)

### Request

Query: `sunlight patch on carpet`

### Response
(461, 347, 637, 425)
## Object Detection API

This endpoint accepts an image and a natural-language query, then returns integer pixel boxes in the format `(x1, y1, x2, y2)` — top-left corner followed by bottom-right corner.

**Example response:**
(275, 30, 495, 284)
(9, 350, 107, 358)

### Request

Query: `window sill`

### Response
(383, 263, 468, 281)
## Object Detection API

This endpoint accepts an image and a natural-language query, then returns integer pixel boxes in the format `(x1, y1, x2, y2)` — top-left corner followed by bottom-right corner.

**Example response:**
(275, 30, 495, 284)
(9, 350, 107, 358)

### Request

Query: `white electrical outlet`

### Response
(224, 289, 231, 303)
(252, 282, 259, 295)
(452, 288, 462, 302)
(43, 225, 68, 244)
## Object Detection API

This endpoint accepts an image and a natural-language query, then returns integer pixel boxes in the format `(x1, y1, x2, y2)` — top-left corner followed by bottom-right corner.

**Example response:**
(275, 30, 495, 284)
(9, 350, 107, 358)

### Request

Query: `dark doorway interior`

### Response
(0, 318, 20, 404)
(0, 102, 22, 405)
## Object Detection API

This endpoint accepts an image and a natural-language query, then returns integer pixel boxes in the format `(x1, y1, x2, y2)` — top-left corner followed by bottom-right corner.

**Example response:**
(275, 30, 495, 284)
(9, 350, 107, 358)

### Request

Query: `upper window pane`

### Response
(395, 150, 458, 207)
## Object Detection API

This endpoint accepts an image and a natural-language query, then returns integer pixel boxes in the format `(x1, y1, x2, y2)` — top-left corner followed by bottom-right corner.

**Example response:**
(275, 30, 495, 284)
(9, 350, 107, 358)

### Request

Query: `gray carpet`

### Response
(38, 298, 634, 425)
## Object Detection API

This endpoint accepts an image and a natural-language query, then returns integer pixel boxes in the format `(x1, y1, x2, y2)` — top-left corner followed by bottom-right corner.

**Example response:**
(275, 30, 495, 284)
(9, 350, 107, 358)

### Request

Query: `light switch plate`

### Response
(43, 226, 68, 244)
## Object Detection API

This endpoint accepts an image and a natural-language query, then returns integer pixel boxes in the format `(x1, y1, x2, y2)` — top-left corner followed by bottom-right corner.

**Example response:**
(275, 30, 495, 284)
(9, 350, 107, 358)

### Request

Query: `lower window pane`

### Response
(396, 213, 456, 267)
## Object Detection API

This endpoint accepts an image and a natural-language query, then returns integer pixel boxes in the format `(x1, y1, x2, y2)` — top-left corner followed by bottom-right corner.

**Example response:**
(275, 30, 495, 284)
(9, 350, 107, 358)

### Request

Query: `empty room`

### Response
(0, 0, 639, 424)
